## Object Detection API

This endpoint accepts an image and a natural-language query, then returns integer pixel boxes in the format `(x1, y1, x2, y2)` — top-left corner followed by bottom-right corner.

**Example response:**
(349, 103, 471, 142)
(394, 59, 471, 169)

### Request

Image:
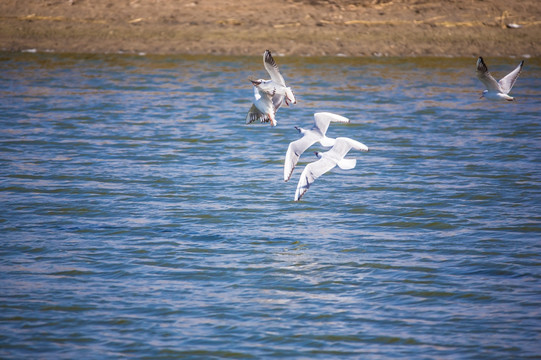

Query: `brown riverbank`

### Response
(1, 0, 540, 57)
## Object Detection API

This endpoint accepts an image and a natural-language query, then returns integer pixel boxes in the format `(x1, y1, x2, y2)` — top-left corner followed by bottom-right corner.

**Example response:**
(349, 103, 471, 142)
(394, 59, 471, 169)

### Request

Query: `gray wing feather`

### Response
(498, 60, 524, 94)
(272, 93, 285, 112)
(263, 50, 286, 87)
(246, 104, 269, 124)
(476, 57, 502, 92)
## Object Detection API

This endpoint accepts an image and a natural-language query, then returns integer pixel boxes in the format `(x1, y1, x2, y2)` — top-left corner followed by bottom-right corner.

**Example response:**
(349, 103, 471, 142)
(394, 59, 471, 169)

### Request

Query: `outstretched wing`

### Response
(498, 60, 524, 94)
(294, 157, 336, 201)
(263, 50, 286, 87)
(313, 112, 350, 136)
(284, 132, 319, 182)
(476, 57, 501, 92)
(328, 137, 369, 161)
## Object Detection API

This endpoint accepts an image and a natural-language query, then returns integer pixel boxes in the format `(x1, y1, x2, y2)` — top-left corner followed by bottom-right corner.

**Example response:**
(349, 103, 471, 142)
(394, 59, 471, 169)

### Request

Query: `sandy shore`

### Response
(1, 0, 540, 57)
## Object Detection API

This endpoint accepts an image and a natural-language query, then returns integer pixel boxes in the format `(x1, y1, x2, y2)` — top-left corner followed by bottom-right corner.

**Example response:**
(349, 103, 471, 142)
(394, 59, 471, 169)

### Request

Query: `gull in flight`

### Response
(246, 50, 296, 126)
(284, 112, 350, 182)
(294, 137, 369, 202)
(476, 56, 524, 101)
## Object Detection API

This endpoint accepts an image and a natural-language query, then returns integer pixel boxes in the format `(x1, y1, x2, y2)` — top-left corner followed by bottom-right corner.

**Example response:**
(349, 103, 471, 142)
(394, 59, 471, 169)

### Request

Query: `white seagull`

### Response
(284, 112, 350, 182)
(246, 50, 296, 126)
(294, 137, 369, 202)
(476, 56, 524, 101)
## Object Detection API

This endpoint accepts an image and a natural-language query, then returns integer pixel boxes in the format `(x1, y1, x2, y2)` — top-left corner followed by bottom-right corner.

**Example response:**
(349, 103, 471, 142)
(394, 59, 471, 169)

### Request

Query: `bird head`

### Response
(250, 79, 271, 87)
(480, 90, 488, 99)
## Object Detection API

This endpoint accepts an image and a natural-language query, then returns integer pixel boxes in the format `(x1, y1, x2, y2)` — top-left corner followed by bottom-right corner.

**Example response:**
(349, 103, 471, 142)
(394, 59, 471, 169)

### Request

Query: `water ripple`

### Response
(0, 53, 540, 359)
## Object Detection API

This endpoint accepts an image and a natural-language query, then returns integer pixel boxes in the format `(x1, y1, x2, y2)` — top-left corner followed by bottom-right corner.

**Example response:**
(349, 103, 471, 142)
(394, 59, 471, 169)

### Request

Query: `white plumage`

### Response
(284, 112, 350, 182)
(294, 137, 369, 202)
(246, 50, 296, 126)
(476, 56, 524, 101)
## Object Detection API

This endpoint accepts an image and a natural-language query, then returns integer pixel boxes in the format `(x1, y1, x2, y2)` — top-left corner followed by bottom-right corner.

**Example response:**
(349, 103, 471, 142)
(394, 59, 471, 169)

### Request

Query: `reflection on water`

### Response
(0, 52, 540, 358)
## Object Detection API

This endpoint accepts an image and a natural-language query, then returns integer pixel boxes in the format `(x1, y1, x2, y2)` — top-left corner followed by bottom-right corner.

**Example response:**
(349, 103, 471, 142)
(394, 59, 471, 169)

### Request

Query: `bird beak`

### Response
(250, 79, 261, 86)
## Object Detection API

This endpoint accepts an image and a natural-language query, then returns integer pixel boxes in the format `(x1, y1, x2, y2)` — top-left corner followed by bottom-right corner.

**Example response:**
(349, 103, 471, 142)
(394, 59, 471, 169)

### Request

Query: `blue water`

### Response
(1, 52, 540, 359)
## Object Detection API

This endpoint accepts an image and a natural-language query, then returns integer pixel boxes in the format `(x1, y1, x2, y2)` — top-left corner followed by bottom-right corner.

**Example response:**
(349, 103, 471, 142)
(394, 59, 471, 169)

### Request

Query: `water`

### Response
(1, 52, 540, 359)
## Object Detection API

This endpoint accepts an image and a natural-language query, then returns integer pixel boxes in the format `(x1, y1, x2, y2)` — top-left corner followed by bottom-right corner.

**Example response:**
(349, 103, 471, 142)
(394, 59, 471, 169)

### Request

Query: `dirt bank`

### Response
(1, 0, 539, 57)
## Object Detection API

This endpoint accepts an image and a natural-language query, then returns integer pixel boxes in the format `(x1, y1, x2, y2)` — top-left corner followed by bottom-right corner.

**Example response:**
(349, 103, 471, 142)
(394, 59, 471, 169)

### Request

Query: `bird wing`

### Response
(263, 50, 286, 87)
(328, 137, 369, 161)
(272, 93, 286, 112)
(313, 112, 350, 136)
(284, 132, 319, 182)
(246, 104, 268, 124)
(476, 57, 502, 92)
(294, 157, 337, 201)
(498, 60, 524, 94)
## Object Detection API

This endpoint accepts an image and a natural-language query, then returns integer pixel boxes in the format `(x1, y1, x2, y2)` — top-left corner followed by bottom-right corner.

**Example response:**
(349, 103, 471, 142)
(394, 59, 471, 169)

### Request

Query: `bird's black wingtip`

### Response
(264, 49, 277, 67)
(476, 56, 488, 72)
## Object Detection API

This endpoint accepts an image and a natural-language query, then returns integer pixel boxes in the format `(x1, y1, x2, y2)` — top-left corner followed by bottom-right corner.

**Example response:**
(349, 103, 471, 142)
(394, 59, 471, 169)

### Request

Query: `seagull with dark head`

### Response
(246, 50, 296, 126)
(476, 56, 524, 101)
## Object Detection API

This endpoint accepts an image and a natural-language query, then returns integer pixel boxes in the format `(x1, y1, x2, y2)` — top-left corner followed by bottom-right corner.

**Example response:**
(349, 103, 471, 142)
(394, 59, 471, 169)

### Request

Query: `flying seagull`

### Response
(284, 112, 350, 182)
(476, 56, 524, 101)
(246, 50, 296, 126)
(294, 137, 369, 202)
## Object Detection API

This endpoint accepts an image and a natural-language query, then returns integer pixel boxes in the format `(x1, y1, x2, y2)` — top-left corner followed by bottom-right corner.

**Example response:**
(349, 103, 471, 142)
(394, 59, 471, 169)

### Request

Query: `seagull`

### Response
(294, 137, 369, 202)
(284, 112, 350, 182)
(246, 50, 296, 126)
(476, 56, 524, 101)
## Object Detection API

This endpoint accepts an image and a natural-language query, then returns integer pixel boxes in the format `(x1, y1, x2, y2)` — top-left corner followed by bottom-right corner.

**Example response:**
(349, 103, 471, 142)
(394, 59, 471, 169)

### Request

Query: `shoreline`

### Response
(1, 0, 540, 58)
(8, 49, 535, 60)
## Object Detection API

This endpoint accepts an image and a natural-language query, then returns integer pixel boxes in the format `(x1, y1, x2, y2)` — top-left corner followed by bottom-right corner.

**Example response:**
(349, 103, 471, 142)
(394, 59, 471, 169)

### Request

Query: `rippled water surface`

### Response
(1, 52, 540, 359)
